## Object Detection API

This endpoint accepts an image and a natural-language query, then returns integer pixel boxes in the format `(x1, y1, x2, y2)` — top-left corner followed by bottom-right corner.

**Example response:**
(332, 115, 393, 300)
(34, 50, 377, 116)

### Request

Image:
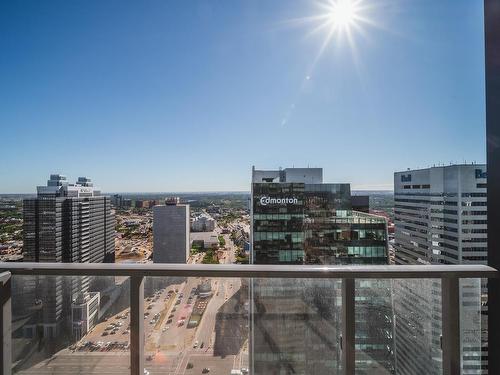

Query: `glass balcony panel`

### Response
(252, 277, 341, 375)
(460, 278, 484, 374)
(144, 276, 250, 375)
(360, 278, 485, 375)
(391, 278, 443, 375)
(11, 275, 130, 374)
(354, 279, 395, 374)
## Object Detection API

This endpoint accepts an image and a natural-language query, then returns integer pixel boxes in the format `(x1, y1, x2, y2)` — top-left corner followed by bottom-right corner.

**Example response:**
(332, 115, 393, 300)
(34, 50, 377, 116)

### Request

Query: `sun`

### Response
(327, 0, 359, 29)
(282, 0, 371, 47)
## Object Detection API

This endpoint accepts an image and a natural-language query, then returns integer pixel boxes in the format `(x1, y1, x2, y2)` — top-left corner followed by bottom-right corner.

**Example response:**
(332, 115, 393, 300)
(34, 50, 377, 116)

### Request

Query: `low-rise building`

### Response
(190, 231, 219, 250)
(191, 214, 216, 232)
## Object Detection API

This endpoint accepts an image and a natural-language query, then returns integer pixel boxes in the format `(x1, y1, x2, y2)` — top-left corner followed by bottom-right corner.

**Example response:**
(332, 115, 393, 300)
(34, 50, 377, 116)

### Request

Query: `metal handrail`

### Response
(0, 262, 497, 278)
(1, 263, 497, 375)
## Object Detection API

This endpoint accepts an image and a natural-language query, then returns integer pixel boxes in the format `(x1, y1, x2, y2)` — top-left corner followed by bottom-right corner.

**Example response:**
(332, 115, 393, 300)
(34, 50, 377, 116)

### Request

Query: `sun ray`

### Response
(276, 0, 379, 127)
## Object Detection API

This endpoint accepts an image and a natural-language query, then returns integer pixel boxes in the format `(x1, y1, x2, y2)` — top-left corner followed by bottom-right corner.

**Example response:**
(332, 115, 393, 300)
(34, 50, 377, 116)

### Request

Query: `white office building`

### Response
(191, 214, 216, 232)
(393, 164, 487, 374)
(394, 164, 487, 265)
(153, 197, 190, 264)
(71, 291, 100, 341)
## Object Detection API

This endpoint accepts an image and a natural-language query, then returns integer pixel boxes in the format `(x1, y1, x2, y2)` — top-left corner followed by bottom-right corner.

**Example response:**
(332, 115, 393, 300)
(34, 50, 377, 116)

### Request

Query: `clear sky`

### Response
(0, 0, 486, 193)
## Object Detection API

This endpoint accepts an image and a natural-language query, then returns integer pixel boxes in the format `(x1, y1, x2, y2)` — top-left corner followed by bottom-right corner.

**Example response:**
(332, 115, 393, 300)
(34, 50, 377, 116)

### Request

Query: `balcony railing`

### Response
(0, 262, 497, 375)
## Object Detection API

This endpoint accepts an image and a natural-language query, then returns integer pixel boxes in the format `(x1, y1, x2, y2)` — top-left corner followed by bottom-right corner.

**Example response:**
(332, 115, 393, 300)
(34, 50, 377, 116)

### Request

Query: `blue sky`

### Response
(0, 0, 486, 193)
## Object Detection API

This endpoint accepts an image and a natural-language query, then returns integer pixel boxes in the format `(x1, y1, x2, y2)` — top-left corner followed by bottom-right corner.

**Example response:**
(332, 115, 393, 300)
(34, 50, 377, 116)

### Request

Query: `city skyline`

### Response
(0, 0, 486, 193)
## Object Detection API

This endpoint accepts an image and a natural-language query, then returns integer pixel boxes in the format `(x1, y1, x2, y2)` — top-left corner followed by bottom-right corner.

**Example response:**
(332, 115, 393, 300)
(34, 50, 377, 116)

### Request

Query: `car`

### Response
(241, 368, 249, 374)
(202, 368, 210, 373)
(168, 314, 174, 319)
(146, 355, 153, 361)
(162, 327, 167, 332)
(193, 340, 198, 348)
(144, 370, 150, 375)
(102, 331, 109, 336)
(200, 342, 204, 348)
(167, 319, 172, 324)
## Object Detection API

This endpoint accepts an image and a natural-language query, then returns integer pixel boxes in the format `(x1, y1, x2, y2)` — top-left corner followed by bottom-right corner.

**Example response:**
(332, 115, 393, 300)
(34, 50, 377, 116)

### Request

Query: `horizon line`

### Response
(0, 189, 395, 196)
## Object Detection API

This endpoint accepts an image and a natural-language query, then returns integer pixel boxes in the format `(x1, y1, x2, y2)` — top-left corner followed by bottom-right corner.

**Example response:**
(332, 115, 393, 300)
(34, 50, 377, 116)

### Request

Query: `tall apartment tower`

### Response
(250, 167, 393, 374)
(153, 197, 190, 263)
(22, 174, 115, 339)
(393, 165, 487, 374)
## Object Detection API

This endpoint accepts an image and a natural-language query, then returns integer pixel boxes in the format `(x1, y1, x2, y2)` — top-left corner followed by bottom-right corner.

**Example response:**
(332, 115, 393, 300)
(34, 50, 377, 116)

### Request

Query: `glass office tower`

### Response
(250, 167, 393, 374)
(253, 182, 386, 265)
(21, 175, 115, 340)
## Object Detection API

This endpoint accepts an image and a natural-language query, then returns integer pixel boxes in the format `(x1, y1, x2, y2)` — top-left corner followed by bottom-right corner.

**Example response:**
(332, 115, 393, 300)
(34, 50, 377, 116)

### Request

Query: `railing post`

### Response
(342, 278, 355, 375)
(130, 276, 144, 375)
(0, 271, 12, 375)
(441, 278, 460, 375)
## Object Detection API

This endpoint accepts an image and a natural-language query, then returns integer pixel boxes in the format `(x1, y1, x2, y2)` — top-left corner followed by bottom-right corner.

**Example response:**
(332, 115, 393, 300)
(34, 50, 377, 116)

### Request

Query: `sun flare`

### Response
(327, 0, 359, 29)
